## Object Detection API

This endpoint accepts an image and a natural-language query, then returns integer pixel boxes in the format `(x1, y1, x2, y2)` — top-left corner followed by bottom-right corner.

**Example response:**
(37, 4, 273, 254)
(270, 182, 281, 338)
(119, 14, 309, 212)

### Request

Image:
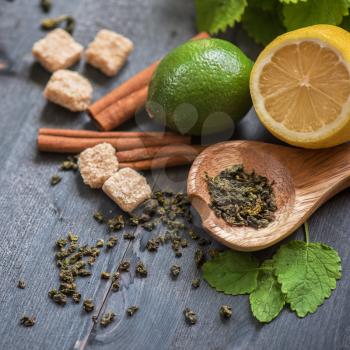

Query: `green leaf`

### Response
(249, 260, 285, 323)
(203, 250, 259, 295)
(195, 0, 248, 34)
(340, 15, 350, 31)
(242, 5, 285, 45)
(283, 0, 349, 31)
(248, 0, 278, 11)
(273, 241, 341, 317)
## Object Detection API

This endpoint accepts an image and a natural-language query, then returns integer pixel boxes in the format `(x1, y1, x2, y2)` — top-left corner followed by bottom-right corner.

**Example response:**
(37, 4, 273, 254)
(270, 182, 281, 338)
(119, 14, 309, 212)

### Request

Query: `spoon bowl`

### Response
(187, 140, 350, 251)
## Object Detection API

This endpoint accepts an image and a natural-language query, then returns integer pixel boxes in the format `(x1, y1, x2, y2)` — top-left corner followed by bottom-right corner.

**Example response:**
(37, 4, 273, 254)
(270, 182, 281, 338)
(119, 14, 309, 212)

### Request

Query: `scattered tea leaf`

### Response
(106, 236, 118, 249)
(100, 312, 116, 327)
(72, 292, 81, 303)
(118, 261, 130, 272)
(41, 15, 76, 34)
(60, 155, 78, 171)
(20, 316, 36, 327)
(108, 215, 125, 231)
(135, 261, 148, 278)
(96, 239, 104, 248)
(83, 299, 94, 312)
(101, 272, 110, 280)
(40, 0, 52, 13)
(219, 305, 232, 319)
(17, 280, 26, 289)
(183, 308, 197, 325)
(123, 232, 135, 240)
(170, 265, 181, 278)
(127, 306, 139, 317)
(51, 175, 62, 186)
(93, 211, 104, 223)
(194, 249, 206, 269)
(191, 278, 201, 289)
(146, 238, 159, 252)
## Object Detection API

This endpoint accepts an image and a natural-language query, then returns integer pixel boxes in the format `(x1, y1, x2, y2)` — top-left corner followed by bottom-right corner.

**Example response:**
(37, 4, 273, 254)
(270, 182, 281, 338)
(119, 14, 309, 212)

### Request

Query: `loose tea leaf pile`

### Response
(206, 164, 277, 228)
(203, 223, 342, 323)
(49, 232, 104, 307)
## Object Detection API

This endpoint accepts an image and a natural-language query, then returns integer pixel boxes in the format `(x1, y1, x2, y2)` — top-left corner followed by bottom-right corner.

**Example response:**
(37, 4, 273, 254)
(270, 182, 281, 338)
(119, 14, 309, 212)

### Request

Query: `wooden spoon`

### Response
(187, 140, 350, 251)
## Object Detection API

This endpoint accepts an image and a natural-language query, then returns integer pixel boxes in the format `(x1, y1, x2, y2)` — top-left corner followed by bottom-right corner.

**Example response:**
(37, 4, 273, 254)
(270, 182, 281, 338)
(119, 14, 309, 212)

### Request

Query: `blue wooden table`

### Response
(1, 1, 350, 349)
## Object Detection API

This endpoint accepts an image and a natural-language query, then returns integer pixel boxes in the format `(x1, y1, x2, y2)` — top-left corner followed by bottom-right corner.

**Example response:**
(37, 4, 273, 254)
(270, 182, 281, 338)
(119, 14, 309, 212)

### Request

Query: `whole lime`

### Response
(146, 38, 253, 135)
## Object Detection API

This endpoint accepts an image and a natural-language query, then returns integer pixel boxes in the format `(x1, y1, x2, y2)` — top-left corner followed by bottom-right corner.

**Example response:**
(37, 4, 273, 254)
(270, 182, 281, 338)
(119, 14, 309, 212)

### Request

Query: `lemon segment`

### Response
(250, 25, 350, 149)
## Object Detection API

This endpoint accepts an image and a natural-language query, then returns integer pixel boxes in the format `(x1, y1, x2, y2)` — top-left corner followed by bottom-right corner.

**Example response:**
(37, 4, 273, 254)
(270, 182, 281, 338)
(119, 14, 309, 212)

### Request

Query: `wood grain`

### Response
(0, 1, 350, 350)
(188, 141, 350, 251)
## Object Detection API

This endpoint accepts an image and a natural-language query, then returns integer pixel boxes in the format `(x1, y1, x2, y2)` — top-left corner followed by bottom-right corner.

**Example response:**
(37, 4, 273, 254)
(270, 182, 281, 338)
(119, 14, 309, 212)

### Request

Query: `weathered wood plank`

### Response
(1, 1, 350, 350)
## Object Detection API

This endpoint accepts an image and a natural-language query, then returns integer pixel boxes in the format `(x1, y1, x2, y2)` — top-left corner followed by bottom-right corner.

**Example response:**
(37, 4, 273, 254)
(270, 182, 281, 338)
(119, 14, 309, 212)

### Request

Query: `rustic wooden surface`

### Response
(0, 1, 350, 349)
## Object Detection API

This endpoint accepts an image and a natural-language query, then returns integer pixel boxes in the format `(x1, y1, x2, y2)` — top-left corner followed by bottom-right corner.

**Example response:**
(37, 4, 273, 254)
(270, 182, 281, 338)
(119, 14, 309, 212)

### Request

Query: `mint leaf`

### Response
(340, 15, 350, 31)
(203, 250, 259, 295)
(248, 0, 278, 11)
(249, 260, 285, 323)
(273, 241, 341, 317)
(283, 0, 349, 31)
(242, 5, 285, 45)
(195, 0, 248, 34)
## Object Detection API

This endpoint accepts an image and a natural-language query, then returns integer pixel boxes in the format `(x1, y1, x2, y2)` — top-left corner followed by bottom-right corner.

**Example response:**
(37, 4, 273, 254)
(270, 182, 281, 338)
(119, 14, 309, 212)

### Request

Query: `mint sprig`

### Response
(202, 223, 342, 323)
(195, 0, 248, 34)
(283, 0, 348, 31)
(273, 223, 341, 317)
(195, 0, 350, 46)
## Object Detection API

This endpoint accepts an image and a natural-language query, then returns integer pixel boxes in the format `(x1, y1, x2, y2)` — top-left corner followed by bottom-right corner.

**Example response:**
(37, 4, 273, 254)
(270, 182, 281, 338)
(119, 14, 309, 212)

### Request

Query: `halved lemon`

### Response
(250, 24, 350, 149)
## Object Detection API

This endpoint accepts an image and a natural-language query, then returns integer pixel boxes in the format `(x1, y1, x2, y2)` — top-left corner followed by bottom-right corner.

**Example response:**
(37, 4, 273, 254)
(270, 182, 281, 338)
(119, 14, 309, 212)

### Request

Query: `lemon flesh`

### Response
(250, 24, 350, 149)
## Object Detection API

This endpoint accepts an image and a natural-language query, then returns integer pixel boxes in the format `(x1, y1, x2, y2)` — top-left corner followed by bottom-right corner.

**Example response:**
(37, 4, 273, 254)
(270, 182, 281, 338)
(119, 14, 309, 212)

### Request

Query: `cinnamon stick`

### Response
(38, 133, 191, 153)
(119, 154, 198, 171)
(39, 128, 181, 139)
(116, 145, 205, 162)
(88, 61, 159, 117)
(91, 86, 148, 131)
(88, 32, 210, 131)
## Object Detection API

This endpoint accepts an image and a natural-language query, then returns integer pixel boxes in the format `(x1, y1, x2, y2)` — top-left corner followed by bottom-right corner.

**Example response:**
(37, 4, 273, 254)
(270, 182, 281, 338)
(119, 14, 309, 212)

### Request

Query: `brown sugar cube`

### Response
(32, 28, 83, 72)
(44, 70, 93, 112)
(85, 29, 134, 76)
(78, 143, 119, 189)
(102, 168, 151, 213)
